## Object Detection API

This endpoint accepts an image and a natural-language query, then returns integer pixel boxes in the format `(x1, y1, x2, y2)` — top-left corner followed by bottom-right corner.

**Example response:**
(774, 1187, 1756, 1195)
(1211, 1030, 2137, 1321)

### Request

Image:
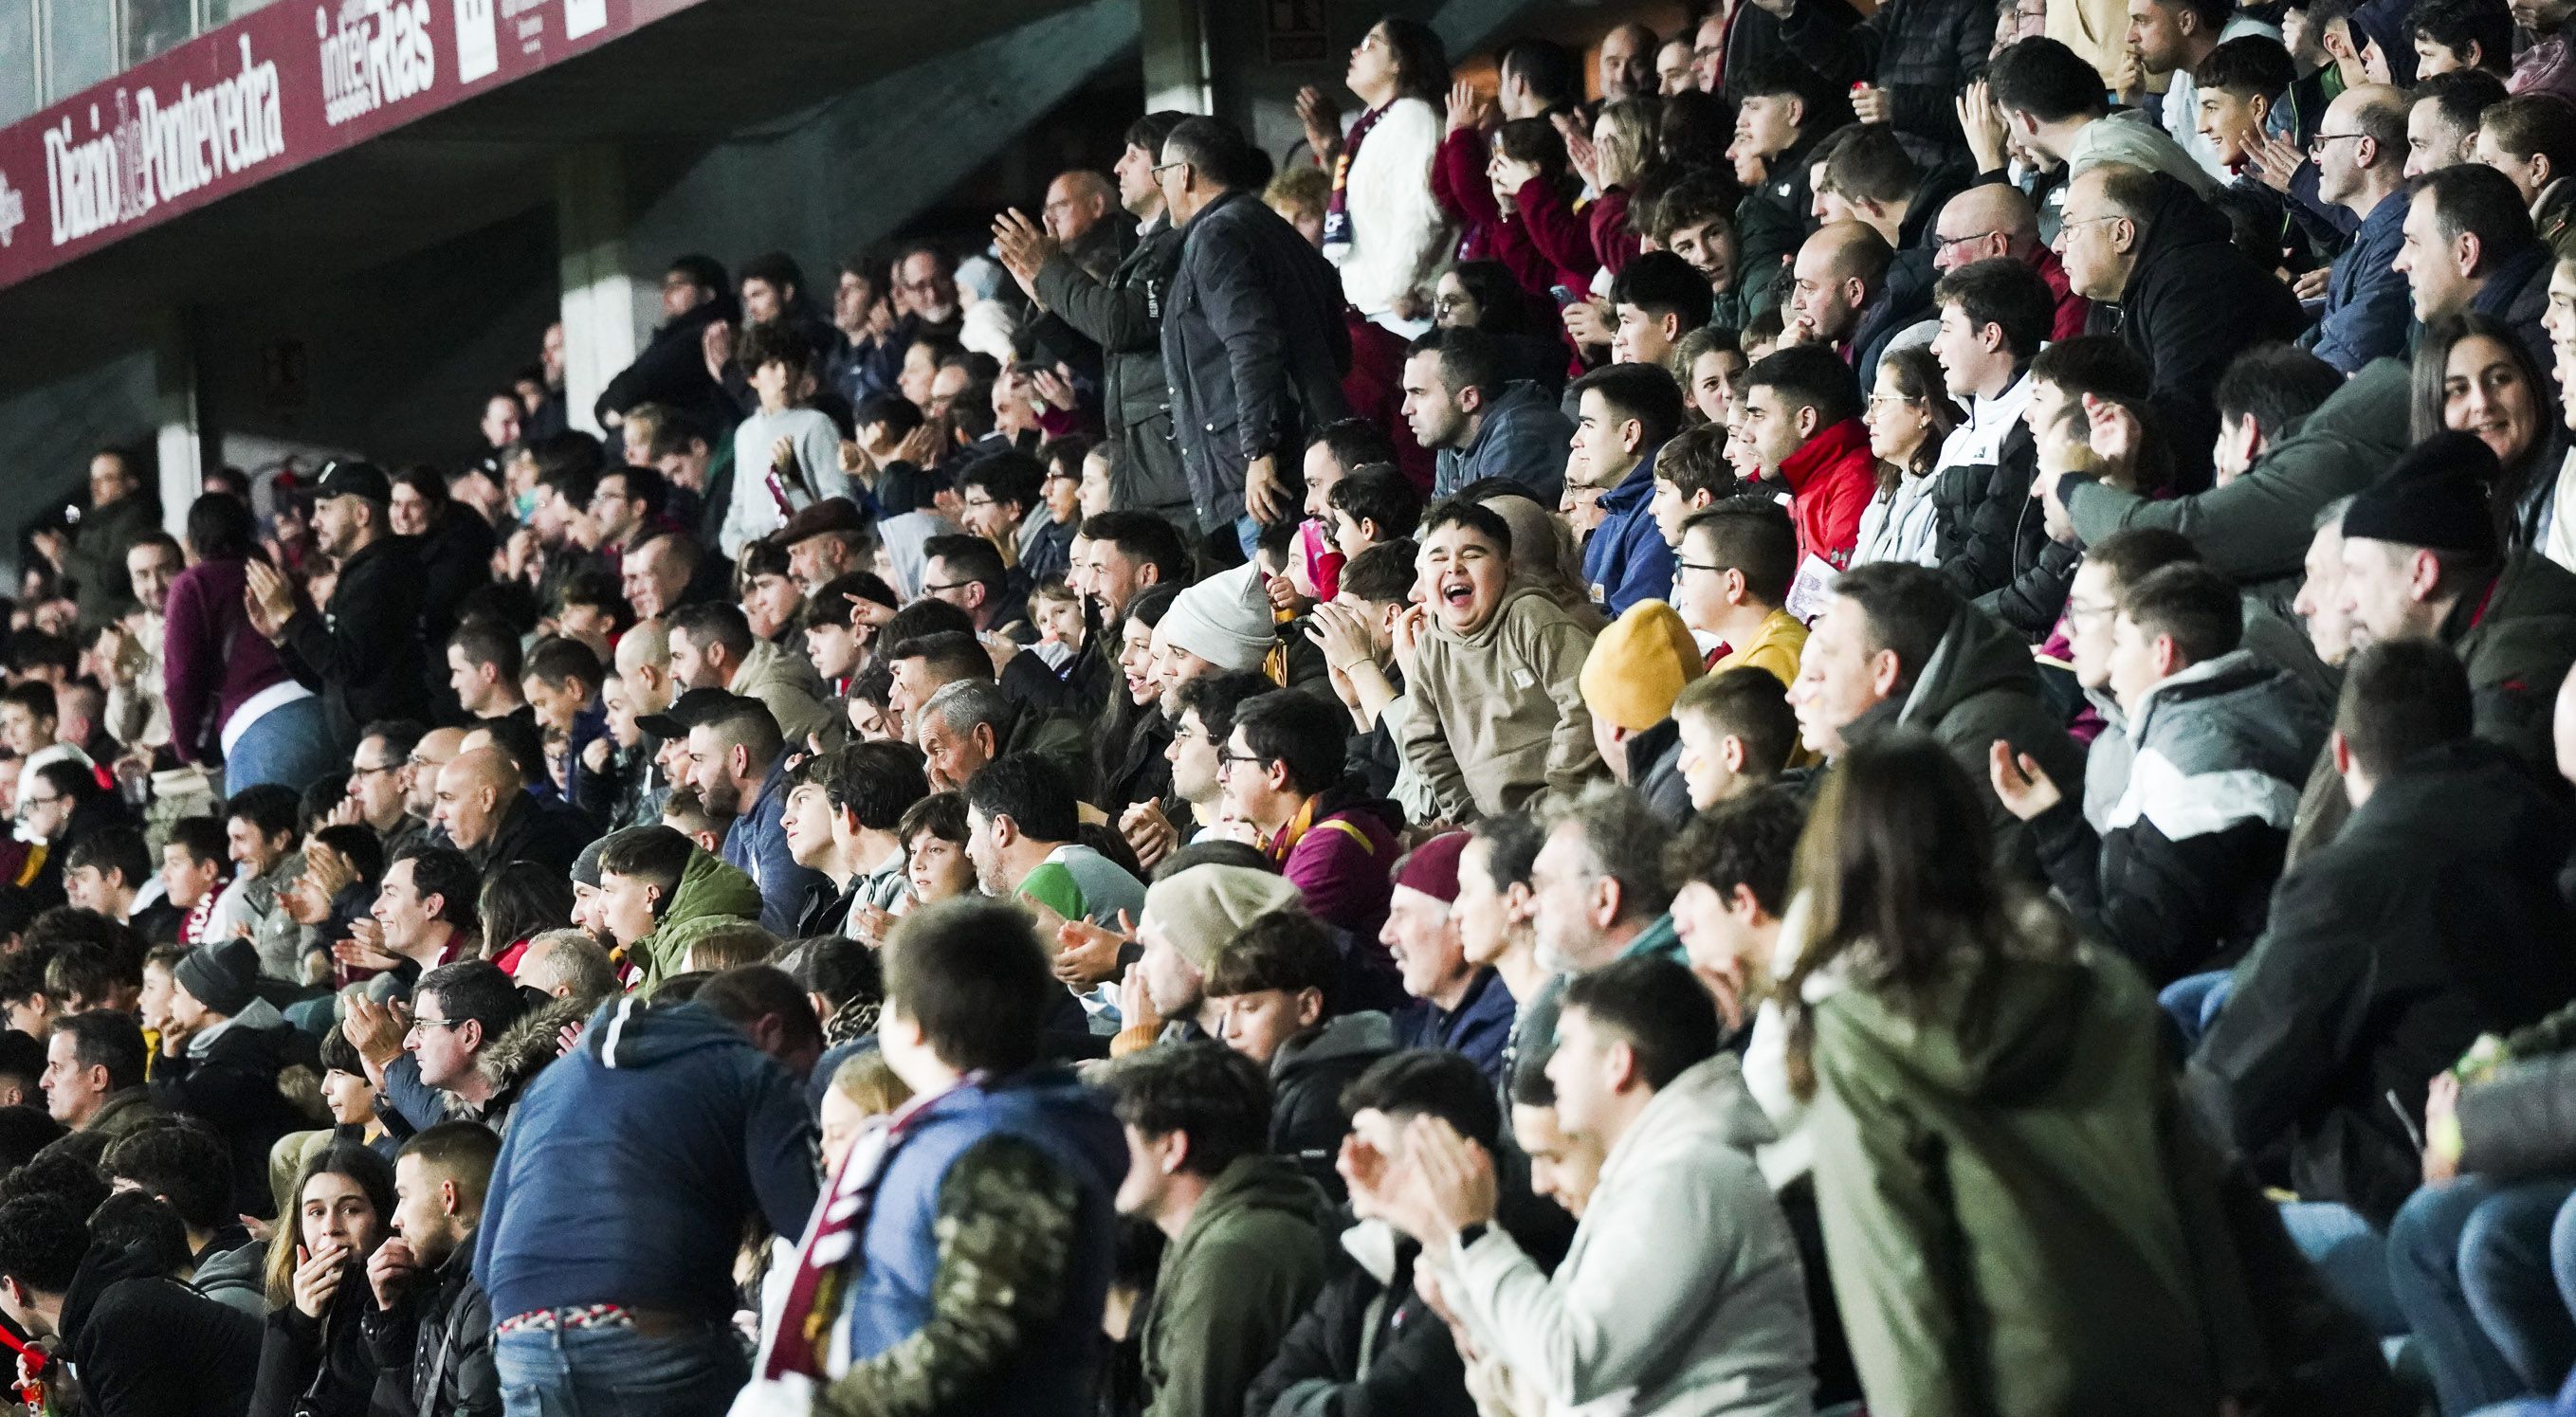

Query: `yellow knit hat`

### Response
(1579, 599, 1705, 732)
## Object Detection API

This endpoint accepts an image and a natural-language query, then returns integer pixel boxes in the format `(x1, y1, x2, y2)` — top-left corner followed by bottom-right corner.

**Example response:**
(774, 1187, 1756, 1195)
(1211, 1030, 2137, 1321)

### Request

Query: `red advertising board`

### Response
(0, 0, 703, 292)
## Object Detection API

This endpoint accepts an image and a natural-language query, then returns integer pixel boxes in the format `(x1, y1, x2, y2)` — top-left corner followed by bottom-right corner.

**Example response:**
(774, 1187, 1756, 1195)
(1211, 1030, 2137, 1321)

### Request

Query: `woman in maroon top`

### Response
(162, 494, 338, 793)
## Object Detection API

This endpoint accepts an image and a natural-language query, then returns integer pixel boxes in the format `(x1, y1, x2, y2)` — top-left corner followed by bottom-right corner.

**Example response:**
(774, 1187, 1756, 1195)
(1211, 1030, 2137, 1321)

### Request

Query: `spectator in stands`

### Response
(1817, 123, 1973, 253)
(965, 753, 1144, 935)
(1160, 117, 1354, 548)
(667, 602, 832, 751)
(361, 961, 531, 1136)
(432, 747, 583, 877)
(721, 323, 850, 560)
(2410, 0, 2514, 77)
(1745, 0, 1989, 163)
(163, 495, 334, 793)
(1380, 833, 1515, 1085)
(40, 1010, 156, 1141)
(1225, 692, 1400, 950)
(2055, 164, 2311, 489)
(252, 1142, 398, 1417)
(361, 1121, 501, 1417)
(1608, 252, 1713, 368)
(1203, 910, 1393, 1189)
(1786, 736, 2242, 1410)
(1740, 346, 1875, 572)
(1929, 183, 2092, 338)
(596, 254, 737, 434)
(2309, 84, 2418, 371)
(2190, 641, 2576, 1329)
(1782, 222, 1935, 393)
(243, 462, 429, 762)
(1105, 1041, 1329, 1417)
(920, 534, 1030, 641)
(1672, 668, 1801, 810)
(100, 1119, 264, 1315)
(149, 939, 304, 1219)
(447, 620, 529, 726)
(681, 695, 821, 936)
(1988, 37, 2220, 196)
(1117, 864, 1305, 1054)
(1402, 500, 1601, 821)
(917, 678, 1091, 797)
(1313, 19, 1452, 331)
(2337, 431, 2576, 769)
(1565, 364, 1684, 614)
(1791, 561, 2083, 863)
(594, 826, 760, 991)
(0, 1190, 261, 1417)
(2475, 94, 2576, 249)
(2397, 163, 2559, 373)
(1578, 601, 1706, 822)
(1402, 326, 1573, 501)
(476, 973, 817, 1414)
(1379, 954, 1815, 1416)
(781, 742, 923, 938)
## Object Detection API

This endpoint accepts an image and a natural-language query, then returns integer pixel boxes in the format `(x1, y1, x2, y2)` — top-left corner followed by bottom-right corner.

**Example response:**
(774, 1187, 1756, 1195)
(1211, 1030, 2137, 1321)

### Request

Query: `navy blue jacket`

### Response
(722, 754, 828, 936)
(474, 998, 818, 1323)
(2306, 193, 2411, 374)
(1391, 967, 1519, 1090)
(1434, 381, 1574, 503)
(1581, 451, 1677, 617)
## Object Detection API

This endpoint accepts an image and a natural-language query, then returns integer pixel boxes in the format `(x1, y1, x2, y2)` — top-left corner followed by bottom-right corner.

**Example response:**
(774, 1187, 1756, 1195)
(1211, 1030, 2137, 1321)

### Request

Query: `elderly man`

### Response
(776, 499, 868, 594)
(1930, 183, 2089, 338)
(432, 748, 584, 875)
(1380, 831, 1516, 1087)
(913, 679, 1089, 795)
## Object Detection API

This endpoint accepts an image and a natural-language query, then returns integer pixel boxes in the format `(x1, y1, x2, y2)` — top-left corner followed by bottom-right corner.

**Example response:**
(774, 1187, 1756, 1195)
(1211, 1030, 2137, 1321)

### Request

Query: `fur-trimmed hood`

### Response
(477, 990, 612, 1118)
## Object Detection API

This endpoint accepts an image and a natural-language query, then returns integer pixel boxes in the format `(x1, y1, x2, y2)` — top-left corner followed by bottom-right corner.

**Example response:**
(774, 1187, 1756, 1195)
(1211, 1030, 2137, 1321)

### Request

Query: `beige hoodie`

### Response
(1401, 584, 1602, 821)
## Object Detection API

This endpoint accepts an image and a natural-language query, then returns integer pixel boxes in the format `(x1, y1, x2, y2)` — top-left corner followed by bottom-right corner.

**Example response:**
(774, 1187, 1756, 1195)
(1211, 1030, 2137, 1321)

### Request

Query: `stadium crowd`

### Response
(10, 0, 2576, 1412)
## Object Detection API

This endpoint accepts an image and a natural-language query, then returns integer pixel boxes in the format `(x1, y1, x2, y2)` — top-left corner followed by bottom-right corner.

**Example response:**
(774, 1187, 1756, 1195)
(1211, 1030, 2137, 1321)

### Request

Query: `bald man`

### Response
(1932, 183, 2091, 338)
(614, 621, 677, 722)
(432, 747, 586, 875)
(1043, 171, 1120, 255)
(1597, 22, 1655, 101)
(1785, 221, 1938, 391)
(404, 726, 467, 826)
(2306, 85, 2413, 373)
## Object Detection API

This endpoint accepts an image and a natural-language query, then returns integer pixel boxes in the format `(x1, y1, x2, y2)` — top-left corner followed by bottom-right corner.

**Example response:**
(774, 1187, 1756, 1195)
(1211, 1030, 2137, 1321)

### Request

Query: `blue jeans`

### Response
(2392, 1176, 2576, 1414)
(495, 1321, 747, 1417)
(223, 695, 339, 794)
(2280, 1199, 2405, 1336)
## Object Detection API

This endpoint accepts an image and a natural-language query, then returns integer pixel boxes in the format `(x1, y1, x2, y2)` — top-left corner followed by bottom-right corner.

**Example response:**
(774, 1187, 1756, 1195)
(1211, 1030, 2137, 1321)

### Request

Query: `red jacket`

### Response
(1514, 179, 1639, 282)
(1432, 127, 1501, 264)
(1777, 419, 1878, 572)
(2032, 245, 2092, 341)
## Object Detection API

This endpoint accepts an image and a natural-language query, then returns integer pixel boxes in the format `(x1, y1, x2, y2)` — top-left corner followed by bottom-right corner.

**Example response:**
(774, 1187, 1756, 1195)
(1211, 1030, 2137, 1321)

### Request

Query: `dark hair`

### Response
(1780, 734, 2026, 1097)
(1610, 251, 1713, 331)
(522, 636, 603, 694)
(1418, 498, 1515, 559)
(1375, 16, 1450, 101)
(955, 451, 1047, 516)
(739, 250, 806, 298)
(698, 695, 786, 774)
(596, 826, 694, 909)
(1566, 363, 1687, 448)
(1497, 37, 1579, 106)
(1743, 344, 1863, 427)
(1339, 540, 1418, 607)
(1819, 123, 1922, 207)
(800, 935, 884, 1011)
(395, 1122, 502, 1209)
(2410, 311, 2557, 541)
(477, 863, 574, 958)
(1931, 257, 2056, 363)
(396, 845, 481, 931)
(266, 1145, 396, 1306)
(2417, 68, 2512, 151)
(1229, 692, 1348, 798)
(1830, 563, 1962, 694)
(2029, 334, 2154, 401)
(100, 1119, 231, 1232)
(817, 740, 931, 831)
(2215, 343, 2346, 436)
(897, 790, 970, 849)
(1560, 955, 1720, 1090)
(0, 1193, 88, 1295)
(736, 320, 813, 377)
(1161, 116, 1256, 189)
(1079, 512, 1192, 587)
(596, 463, 669, 520)
(1203, 909, 1342, 1003)
(962, 754, 1080, 845)
(883, 898, 1052, 1073)
(1408, 325, 1503, 402)
(224, 783, 301, 843)
(1989, 37, 2110, 123)
(1666, 783, 1807, 914)
(668, 253, 728, 296)
(63, 826, 148, 893)
(1308, 418, 1401, 476)
(2118, 562, 2244, 666)
(1104, 1042, 1272, 1177)
(1172, 671, 1277, 753)
(886, 630, 995, 686)
(1341, 1048, 1503, 1148)
(1682, 497, 1800, 609)
(2087, 526, 2204, 592)
(2410, 0, 2513, 70)
(1327, 467, 1423, 542)
(2193, 33, 2295, 100)
(667, 601, 756, 663)
(185, 493, 263, 563)
(1126, 109, 1191, 155)
(2481, 94, 2576, 182)
(0, 1035, 38, 1098)
(52, 1010, 145, 1094)
(162, 817, 226, 872)
(922, 535, 1009, 599)
(2416, 163, 2538, 269)
(2336, 639, 2474, 778)
(698, 964, 825, 1063)
(415, 959, 525, 1044)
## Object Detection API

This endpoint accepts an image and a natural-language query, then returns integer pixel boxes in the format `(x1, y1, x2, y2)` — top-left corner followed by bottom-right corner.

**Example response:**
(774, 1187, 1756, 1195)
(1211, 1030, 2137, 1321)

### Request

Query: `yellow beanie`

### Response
(1579, 599, 1705, 732)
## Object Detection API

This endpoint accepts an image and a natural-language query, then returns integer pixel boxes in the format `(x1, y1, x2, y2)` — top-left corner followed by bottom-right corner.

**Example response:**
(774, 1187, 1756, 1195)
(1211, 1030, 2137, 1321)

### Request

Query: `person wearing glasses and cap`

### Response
(244, 461, 429, 763)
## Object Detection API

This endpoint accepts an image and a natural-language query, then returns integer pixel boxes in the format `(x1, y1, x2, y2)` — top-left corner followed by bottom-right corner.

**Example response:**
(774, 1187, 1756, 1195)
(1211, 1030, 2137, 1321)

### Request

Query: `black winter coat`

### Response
(61, 1243, 262, 1417)
(150, 1016, 312, 1220)
(363, 1248, 499, 1417)
(1932, 417, 2044, 599)
(1244, 1232, 1477, 1417)
(2090, 173, 2310, 494)
(594, 293, 740, 436)
(249, 1293, 376, 1417)
(1778, 0, 1991, 165)
(1161, 191, 1352, 528)
(2186, 739, 2576, 1226)
(1034, 218, 1196, 519)
(1977, 534, 2080, 644)
(278, 534, 429, 757)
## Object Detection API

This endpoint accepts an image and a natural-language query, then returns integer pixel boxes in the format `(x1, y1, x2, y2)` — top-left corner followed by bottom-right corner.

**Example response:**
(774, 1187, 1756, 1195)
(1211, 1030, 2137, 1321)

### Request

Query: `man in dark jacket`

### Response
(1156, 117, 1353, 549)
(2397, 164, 2558, 376)
(148, 940, 309, 1220)
(474, 991, 817, 1415)
(0, 1192, 262, 1417)
(365, 1122, 500, 1417)
(55, 449, 157, 632)
(1002, 111, 1199, 529)
(2186, 643, 2576, 1323)
(1791, 562, 2086, 874)
(594, 254, 740, 437)
(1746, 0, 1989, 166)
(245, 460, 430, 758)
(2057, 164, 2309, 492)
(1409, 327, 1575, 503)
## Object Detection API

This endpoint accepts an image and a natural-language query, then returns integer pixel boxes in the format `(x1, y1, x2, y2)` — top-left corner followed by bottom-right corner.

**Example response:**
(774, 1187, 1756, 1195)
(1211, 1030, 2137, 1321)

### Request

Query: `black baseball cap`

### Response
(312, 460, 393, 504)
(635, 686, 741, 740)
